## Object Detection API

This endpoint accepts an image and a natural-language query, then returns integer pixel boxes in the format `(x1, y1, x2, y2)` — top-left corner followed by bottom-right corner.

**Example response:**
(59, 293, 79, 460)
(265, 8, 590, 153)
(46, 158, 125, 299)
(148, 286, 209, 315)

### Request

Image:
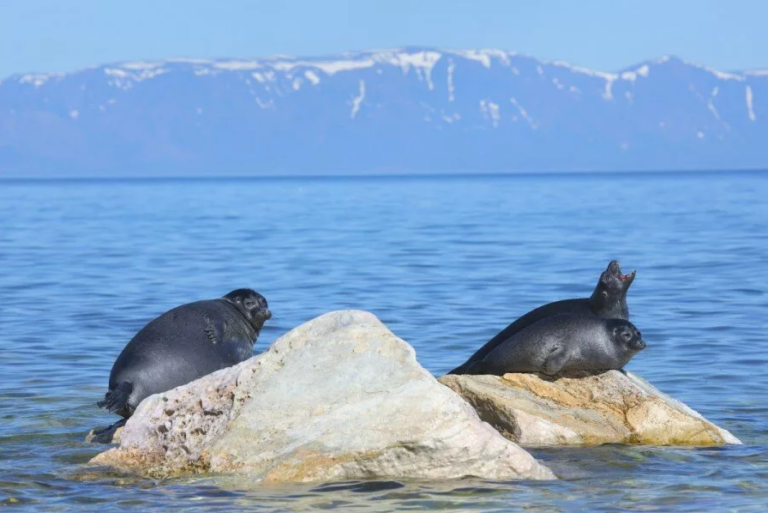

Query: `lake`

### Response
(1, 172, 767, 511)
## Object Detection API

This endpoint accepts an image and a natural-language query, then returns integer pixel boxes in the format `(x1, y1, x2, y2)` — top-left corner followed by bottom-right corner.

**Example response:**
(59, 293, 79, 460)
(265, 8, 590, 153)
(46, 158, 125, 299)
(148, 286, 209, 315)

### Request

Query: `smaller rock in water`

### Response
(91, 311, 555, 483)
(439, 371, 741, 447)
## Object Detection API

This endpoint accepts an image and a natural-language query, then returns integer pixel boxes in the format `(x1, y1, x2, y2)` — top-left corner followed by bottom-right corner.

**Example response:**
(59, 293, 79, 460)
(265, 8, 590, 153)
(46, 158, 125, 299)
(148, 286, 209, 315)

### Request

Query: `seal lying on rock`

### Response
(464, 314, 645, 377)
(98, 289, 271, 418)
(450, 260, 635, 374)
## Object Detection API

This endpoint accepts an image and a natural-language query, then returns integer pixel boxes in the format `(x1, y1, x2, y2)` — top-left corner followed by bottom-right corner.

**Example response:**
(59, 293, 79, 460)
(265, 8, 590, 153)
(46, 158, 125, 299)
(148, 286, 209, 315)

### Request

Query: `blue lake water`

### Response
(1, 172, 767, 511)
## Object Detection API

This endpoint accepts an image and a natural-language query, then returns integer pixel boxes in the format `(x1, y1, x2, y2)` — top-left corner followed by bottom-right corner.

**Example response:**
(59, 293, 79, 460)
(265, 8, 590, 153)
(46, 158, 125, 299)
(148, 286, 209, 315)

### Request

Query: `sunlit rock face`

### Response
(439, 371, 741, 447)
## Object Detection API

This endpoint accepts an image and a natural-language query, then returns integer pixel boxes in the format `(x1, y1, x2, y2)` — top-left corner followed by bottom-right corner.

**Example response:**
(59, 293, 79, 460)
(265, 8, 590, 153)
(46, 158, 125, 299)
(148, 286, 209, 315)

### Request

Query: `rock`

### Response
(91, 311, 555, 483)
(439, 371, 741, 447)
(85, 421, 124, 444)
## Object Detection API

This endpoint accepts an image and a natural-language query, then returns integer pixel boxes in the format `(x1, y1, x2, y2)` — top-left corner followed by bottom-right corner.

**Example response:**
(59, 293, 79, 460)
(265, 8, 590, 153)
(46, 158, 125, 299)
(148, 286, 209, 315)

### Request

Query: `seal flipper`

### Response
(97, 381, 133, 415)
(204, 316, 224, 345)
(89, 418, 127, 443)
(542, 345, 571, 376)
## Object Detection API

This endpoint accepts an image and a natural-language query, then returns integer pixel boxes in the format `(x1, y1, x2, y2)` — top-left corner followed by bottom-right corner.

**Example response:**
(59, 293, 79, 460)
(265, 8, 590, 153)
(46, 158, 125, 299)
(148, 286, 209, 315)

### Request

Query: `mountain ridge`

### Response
(1, 47, 766, 177)
(4, 49, 765, 82)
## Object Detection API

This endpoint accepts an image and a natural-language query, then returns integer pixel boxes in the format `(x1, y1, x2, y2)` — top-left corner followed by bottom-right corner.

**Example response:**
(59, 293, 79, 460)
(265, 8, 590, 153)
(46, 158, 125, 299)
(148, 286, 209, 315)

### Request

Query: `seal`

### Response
(98, 289, 271, 418)
(464, 314, 645, 376)
(449, 260, 635, 374)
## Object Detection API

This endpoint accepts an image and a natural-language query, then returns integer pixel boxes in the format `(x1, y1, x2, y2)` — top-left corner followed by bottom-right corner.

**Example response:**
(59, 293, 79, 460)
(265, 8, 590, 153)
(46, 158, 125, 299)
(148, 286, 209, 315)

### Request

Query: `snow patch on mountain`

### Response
(272, 58, 375, 75)
(479, 100, 501, 127)
(708, 87, 721, 121)
(213, 60, 262, 71)
(551, 60, 618, 81)
(350, 80, 365, 119)
(447, 61, 455, 102)
(305, 70, 321, 85)
(19, 73, 62, 88)
(746, 85, 756, 121)
(120, 61, 164, 71)
(509, 97, 537, 128)
(450, 49, 512, 68)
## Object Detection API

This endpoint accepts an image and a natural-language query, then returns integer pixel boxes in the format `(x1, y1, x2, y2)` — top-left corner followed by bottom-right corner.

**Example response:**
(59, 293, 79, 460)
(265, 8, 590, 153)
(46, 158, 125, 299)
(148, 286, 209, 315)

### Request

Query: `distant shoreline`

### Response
(1, 168, 767, 183)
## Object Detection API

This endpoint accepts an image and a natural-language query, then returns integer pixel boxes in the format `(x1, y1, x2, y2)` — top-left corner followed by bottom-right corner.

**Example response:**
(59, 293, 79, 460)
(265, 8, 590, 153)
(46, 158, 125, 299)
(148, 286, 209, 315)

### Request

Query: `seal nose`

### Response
(634, 339, 646, 351)
(263, 308, 272, 320)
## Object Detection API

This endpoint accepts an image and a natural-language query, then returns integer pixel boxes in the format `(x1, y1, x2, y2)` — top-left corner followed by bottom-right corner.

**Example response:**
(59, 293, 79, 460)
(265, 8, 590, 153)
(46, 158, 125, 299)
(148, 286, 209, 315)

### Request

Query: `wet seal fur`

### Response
(450, 260, 635, 375)
(98, 289, 271, 419)
(464, 314, 645, 376)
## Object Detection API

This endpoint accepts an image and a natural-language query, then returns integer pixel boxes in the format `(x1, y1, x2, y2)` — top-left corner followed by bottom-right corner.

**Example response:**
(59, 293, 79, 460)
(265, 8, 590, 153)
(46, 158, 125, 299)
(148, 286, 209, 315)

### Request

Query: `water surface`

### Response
(1, 172, 766, 511)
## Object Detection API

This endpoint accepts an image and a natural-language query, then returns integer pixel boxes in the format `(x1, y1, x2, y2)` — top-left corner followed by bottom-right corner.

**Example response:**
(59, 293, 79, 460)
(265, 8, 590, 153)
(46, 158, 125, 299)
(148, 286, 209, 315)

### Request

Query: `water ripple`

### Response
(0, 172, 767, 511)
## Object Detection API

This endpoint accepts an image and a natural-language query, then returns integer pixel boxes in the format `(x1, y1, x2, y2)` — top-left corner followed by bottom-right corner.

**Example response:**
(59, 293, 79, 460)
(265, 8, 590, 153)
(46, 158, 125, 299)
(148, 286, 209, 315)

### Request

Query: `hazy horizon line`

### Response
(2, 168, 766, 183)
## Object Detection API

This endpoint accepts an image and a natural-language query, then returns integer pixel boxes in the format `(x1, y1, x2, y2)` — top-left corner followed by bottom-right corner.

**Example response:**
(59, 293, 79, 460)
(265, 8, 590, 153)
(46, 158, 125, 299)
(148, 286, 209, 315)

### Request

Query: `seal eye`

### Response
(244, 299, 256, 309)
(622, 331, 632, 341)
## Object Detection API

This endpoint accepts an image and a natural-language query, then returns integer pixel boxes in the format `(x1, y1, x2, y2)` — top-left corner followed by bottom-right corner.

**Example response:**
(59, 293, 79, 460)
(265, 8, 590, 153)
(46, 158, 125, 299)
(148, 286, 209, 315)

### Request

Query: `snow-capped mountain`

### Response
(1, 47, 766, 176)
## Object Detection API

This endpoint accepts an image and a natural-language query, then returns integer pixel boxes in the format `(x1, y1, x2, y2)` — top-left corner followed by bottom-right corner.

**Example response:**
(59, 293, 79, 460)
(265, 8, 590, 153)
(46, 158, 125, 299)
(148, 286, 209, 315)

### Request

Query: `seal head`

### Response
(608, 317, 645, 354)
(590, 260, 635, 318)
(223, 288, 272, 335)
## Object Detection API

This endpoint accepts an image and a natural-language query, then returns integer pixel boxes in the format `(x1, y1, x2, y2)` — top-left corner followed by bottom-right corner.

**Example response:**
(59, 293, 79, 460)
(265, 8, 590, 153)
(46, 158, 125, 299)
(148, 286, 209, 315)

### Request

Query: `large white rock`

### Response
(91, 311, 554, 483)
(439, 371, 741, 447)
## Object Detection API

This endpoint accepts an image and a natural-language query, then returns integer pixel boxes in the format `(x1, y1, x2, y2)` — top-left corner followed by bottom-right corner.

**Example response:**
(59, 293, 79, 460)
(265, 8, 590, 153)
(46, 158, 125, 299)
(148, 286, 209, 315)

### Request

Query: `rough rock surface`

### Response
(91, 311, 554, 482)
(439, 371, 741, 447)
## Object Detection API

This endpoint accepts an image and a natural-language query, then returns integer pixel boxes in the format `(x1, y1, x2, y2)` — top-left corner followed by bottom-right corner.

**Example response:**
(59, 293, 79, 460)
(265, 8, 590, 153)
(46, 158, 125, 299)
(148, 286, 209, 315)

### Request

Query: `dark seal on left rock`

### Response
(98, 289, 271, 418)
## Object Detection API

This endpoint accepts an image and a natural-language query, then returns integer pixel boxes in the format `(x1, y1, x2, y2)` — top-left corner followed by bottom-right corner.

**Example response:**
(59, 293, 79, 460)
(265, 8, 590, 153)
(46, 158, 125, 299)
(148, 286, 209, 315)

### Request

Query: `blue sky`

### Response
(1, 0, 767, 78)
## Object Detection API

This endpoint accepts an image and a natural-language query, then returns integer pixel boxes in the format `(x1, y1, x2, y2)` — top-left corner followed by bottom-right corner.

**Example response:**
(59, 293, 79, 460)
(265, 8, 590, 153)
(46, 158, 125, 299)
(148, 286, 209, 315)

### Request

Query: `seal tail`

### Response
(97, 381, 133, 415)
